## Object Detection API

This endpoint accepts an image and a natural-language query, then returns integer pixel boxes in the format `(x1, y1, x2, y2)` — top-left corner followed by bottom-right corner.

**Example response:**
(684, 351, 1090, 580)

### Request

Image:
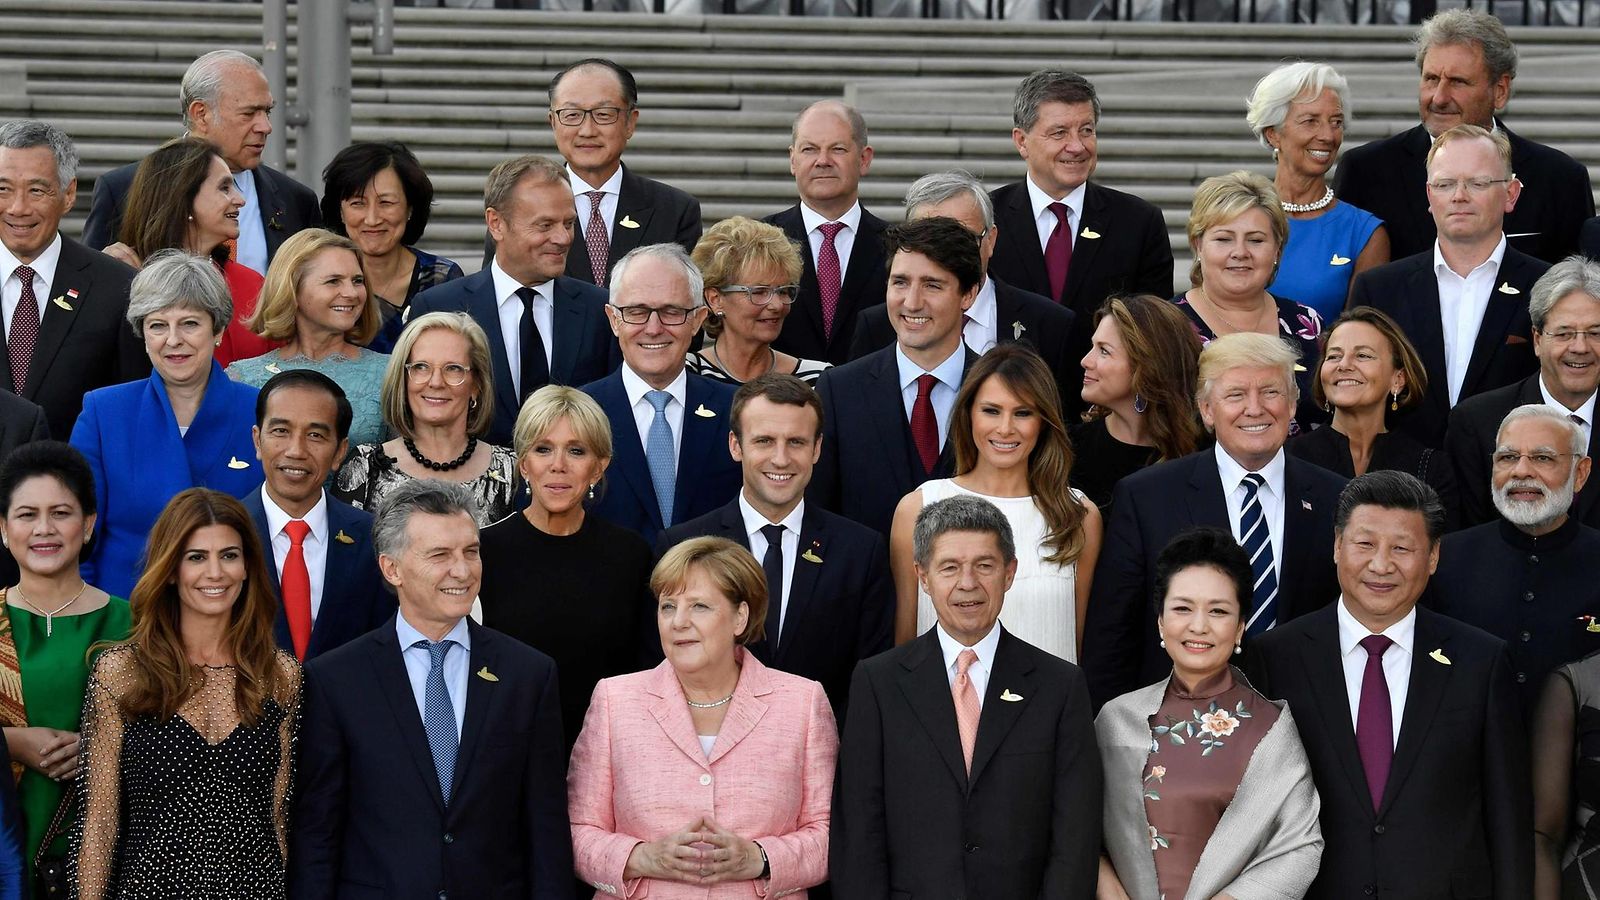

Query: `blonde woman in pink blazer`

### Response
(569, 536, 838, 898)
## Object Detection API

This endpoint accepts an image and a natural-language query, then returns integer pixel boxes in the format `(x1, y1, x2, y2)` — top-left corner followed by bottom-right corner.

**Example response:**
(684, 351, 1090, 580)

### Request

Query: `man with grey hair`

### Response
(1447, 254, 1600, 528)
(0, 119, 145, 439)
(1335, 8, 1591, 262)
(82, 49, 321, 273)
(292, 478, 574, 900)
(580, 242, 740, 547)
(832, 493, 1101, 895)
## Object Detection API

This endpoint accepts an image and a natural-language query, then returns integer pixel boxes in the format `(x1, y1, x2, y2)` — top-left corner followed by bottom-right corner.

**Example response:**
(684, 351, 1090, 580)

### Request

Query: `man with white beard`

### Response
(1428, 404, 1600, 715)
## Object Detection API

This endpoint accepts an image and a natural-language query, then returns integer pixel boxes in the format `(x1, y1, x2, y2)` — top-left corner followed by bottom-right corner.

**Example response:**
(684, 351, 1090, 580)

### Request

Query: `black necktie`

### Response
(516, 286, 551, 400)
(760, 523, 785, 653)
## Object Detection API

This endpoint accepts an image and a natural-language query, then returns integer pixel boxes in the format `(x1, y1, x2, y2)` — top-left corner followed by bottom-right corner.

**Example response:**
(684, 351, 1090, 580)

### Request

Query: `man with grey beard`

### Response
(1428, 404, 1600, 714)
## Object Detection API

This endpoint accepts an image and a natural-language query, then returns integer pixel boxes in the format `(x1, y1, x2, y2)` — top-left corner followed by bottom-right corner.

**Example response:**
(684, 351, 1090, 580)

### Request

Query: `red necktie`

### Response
(1356, 634, 1394, 811)
(9, 265, 38, 394)
(816, 222, 846, 341)
(1044, 202, 1073, 304)
(911, 373, 940, 475)
(585, 190, 610, 286)
(952, 649, 980, 774)
(282, 520, 313, 661)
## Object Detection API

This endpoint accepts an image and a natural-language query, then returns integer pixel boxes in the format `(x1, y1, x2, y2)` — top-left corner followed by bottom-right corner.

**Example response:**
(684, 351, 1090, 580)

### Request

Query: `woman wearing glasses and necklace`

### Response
(687, 218, 832, 386)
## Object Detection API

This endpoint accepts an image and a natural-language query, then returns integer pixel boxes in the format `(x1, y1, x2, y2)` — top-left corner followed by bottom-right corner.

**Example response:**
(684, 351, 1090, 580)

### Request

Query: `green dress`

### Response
(11, 596, 132, 879)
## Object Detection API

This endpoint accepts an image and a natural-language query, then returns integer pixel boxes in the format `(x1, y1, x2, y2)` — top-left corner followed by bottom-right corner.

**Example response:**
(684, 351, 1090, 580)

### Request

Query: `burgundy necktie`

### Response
(8, 265, 38, 394)
(1044, 202, 1073, 304)
(1356, 634, 1394, 811)
(584, 190, 610, 286)
(816, 222, 846, 341)
(911, 373, 939, 474)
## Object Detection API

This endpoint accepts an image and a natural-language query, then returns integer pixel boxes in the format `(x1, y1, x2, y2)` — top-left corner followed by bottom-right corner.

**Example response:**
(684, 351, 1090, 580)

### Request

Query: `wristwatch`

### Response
(756, 842, 770, 879)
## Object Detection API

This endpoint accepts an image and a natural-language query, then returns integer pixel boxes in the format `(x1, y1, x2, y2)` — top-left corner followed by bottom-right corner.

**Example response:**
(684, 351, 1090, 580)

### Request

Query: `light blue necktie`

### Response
(416, 639, 458, 804)
(1239, 474, 1280, 638)
(645, 390, 676, 527)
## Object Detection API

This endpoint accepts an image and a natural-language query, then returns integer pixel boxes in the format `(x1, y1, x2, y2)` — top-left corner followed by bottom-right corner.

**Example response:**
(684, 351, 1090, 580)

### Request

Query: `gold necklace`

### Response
(12, 581, 89, 637)
(1197, 288, 1272, 334)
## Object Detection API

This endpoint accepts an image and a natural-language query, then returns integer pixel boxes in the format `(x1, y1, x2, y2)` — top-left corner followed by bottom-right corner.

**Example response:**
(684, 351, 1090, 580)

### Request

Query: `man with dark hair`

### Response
(809, 217, 981, 538)
(657, 373, 893, 719)
(1252, 470, 1530, 899)
(246, 369, 392, 661)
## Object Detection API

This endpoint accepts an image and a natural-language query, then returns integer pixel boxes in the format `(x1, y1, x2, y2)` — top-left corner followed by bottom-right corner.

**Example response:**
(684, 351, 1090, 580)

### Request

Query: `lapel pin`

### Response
(1079, 228, 1101, 240)
(476, 666, 499, 682)
(1302, 499, 1313, 511)
(51, 296, 71, 311)
(1330, 254, 1352, 266)
(269, 211, 285, 231)
(227, 456, 250, 470)
(486, 468, 508, 483)
(333, 530, 355, 545)
(1579, 615, 1600, 633)
(1428, 648, 1451, 666)
(802, 547, 823, 564)
(264, 363, 282, 375)
(1497, 282, 1520, 295)
(694, 404, 716, 418)
(1293, 363, 1307, 372)
(619, 215, 641, 229)
(1012, 321, 1026, 340)
(1000, 689, 1024, 702)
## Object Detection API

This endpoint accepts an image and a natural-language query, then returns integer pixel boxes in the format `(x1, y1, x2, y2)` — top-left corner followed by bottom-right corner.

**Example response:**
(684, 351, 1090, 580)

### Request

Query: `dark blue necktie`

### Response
(416, 639, 458, 804)
(761, 523, 785, 652)
(1239, 473, 1280, 637)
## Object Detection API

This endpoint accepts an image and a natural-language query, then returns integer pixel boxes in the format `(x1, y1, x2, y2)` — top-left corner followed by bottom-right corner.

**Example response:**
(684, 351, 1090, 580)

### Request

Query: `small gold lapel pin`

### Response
(1079, 228, 1101, 240)
(51, 295, 73, 311)
(264, 363, 282, 375)
(1497, 282, 1520, 295)
(801, 548, 823, 564)
(476, 666, 499, 682)
(619, 215, 641, 229)
(1293, 363, 1307, 372)
(1000, 689, 1024, 702)
(486, 468, 508, 483)
(1429, 648, 1451, 666)
(1579, 615, 1600, 633)
(333, 530, 355, 545)
(1330, 254, 1352, 266)
(227, 456, 250, 470)
(694, 404, 716, 418)
(1012, 321, 1026, 340)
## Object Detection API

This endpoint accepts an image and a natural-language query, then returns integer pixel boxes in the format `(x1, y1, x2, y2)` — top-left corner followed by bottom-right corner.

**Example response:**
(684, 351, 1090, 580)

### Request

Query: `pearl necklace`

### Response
(1281, 186, 1334, 214)
(404, 436, 477, 472)
(12, 581, 89, 637)
(685, 692, 735, 709)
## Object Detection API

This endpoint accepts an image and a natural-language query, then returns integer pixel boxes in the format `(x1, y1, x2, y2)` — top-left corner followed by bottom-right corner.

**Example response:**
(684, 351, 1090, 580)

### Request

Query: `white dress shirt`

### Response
(1336, 597, 1416, 750)
(232, 169, 268, 275)
(490, 259, 555, 396)
(739, 493, 804, 638)
(622, 365, 687, 461)
(571, 164, 625, 243)
(396, 612, 471, 736)
(1539, 375, 1596, 443)
(0, 233, 59, 342)
(799, 201, 862, 284)
(963, 276, 997, 354)
(895, 343, 966, 448)
(1433, 235, 1507, 407)
(1025, 176, 1086, 256)
(1214, 443, 1286, 581)
(260, 486, 330, 623)
(935, 622, 1004, 710)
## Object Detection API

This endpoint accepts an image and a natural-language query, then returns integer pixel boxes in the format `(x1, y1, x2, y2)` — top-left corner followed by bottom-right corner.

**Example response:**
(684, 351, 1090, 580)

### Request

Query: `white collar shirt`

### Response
(738, 493, 805, 638)
(570, 164, 625, 244)
(1214, 443, 1286, 581)
(260, 486, 330, 622)
(232, 169, 268, 275)
(1432, 235, 1507, 407)
(1026, 176, 1086, 256)
(800, 201, 862, 285)
(0, 233, 60, 344)
(622, 364, 687, 462)
(396, 612, 472, 737)
(1538, 376, 1596, 444)
(1336, 597, 1417, 750)
(490, 259, 555, 397)
(935, 622, 1003, 709)
(963, 276, 997, 354)
(895, 342, 966, 448)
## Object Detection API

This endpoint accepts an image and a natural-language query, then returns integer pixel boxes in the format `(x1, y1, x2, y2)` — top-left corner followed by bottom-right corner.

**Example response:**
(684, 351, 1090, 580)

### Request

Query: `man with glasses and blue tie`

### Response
(290, 478, 574, 900)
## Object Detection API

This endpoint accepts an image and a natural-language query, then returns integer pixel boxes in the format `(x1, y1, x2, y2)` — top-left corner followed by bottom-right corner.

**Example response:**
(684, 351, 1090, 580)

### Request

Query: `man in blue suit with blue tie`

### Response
(244, 370, 392, 662)
(582, 243, 742, 548)
(411, 154, 619, 445)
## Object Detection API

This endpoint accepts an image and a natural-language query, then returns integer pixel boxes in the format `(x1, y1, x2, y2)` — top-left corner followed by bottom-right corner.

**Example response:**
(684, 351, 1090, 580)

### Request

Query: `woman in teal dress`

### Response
(0, 441, 131, 891)
(226, 229, 390, 447)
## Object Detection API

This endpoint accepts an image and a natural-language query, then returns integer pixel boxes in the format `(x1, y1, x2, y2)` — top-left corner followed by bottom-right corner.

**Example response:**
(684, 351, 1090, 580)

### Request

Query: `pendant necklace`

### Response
(14, 581, 89, 637)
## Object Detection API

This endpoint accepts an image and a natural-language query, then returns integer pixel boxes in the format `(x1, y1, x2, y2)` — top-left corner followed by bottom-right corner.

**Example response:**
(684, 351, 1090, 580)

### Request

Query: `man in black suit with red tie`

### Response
(764, 101, 888, 366)
(1251, 471, 1530, 899)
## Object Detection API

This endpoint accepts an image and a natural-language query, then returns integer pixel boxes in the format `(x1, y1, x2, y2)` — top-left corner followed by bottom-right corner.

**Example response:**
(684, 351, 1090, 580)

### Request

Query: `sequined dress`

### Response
(68, 645, 301, 900)
(332, 441, 521, 527)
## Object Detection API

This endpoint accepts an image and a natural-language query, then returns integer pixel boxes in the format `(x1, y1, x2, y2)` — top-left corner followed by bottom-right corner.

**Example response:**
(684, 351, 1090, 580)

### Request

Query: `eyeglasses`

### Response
(609, 304, 697, 326)
(718, 284, 799, 306)
(1540, 326, 1600, 345)
(405, 362, 472, 386)
(1426, 177, 1514, 195)
(1491, 450, 1574, 472)
(550, 106, 628, 127)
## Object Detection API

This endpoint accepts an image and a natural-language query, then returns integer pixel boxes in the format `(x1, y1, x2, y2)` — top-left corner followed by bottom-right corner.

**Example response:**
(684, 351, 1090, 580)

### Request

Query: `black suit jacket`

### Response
(409, 270, 619, 445)
(0, 393, 47, 588)
(1582, 216, 1600, 259)
(0, 236, 147, 439)
(1250, 604, 1532, 899)
(1335, 122, 1594, 263)
(808, 344, 977, 539)
(82, 160, 320, 258)
(1348, 246, 1548, 449)
(830, 627, 1102, 898)
(763, 203, 890, 365)
(1080, 449, 1347, 708)
(657, 498, 894, 721)
(290, 617, 574, 900)
(847, 276, 1078, 409)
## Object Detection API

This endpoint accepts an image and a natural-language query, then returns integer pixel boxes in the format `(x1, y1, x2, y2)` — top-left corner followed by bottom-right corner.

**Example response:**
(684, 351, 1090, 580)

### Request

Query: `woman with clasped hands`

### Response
(568, 537, 836, 898)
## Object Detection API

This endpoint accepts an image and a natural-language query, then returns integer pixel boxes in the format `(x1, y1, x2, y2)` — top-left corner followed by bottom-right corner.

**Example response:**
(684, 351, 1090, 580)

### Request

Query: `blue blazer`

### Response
(581, 370, 741, 549)
(290, 617, 574, 900)
(243, 488, 394, 661)
(71, 360, 263, 598)
(410, 270, 620, 445)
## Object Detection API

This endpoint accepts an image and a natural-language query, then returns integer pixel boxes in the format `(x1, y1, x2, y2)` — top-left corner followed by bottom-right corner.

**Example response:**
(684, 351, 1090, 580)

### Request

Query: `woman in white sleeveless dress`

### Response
(889, 344, 1102, 662)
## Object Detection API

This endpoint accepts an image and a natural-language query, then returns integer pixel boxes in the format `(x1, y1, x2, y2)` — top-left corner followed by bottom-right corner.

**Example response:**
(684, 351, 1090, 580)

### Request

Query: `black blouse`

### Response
(1286, 425, 1459, 530)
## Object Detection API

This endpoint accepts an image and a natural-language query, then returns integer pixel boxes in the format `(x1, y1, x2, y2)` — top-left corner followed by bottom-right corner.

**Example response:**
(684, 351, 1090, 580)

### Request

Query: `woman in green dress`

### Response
(0, 441, 131, 889)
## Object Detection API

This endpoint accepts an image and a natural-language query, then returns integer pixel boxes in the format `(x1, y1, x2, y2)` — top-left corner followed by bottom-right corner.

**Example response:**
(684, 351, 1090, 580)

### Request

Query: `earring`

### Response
(1390, 389, 1400, 412)
(1271, 147, 1280, 162)
(469, 397, 478, 410)
(1323, 401, 1331, 413)
(1234, 644, 1242, 655)
(1158, 639, 1167, 649)
(1133, 393, 1148, 415)
(587, 483, 596, 500)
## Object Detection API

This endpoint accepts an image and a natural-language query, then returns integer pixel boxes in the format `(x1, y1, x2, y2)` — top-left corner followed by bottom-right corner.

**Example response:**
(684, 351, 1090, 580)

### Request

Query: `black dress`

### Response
(1286, 425, 1458, 530)
(1068, 417, 1159, 518)
(478, 511, 655, 746)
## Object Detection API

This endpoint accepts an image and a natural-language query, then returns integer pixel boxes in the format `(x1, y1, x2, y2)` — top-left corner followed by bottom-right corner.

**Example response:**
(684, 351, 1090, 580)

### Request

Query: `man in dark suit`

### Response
(1251, 471, 1531, 899)
(1081, 332, 1346, 707)
(244, 370, 392, 662)
(1582, 216, 1600, 259)
(849, 170, 1078, 408)
(1348, 124, 1548, 450)
(483, 58, 701, 285)
(291, 479, 573, 900)
(809, 217, 981, 539)
(658, 373, 893, 720)
(0, 391, 49, 587)
(581, 243, 740, 548)
(0, 120, 147, 440)
(1447, 256, 1600, 528)
(412, 154, 618, 445)
(82, 50, 320, 273)
(1334, 10, 1592, 264)
(831, 494, 1101, 896)
(763, 101, 888, 366)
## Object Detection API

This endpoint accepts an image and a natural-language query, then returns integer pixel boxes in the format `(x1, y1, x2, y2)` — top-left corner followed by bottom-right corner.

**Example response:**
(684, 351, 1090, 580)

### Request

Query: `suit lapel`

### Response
(309, 500, 362, 656)
(1300, 611, 1376, 820)
(27, 239, 94, 398)
(864, 350, 918, 493)
(462, 273, 517, 417)
(1380, 610, 1453, 816)
(1061, 184, 1108, 309)
(254, 168, 288, 258)
(674, 375, 723, 523)
(368, 625, 447, 813)
(1278, 460, 1319, 620)
(833, 209, 884, 335)
(245, 491, 295, 650)
(1404, 263, 1449, 422)
(999, 187, 1049, 294)
(593, 375, 660, 528)
(778, 207, 828, 346)
(609, 168, 654, 262)
(549, 278, 589, 384)
(1185, 453, 1231, 529)
(967, 630, 1034, 788)
(1461, 274, 1525, 397)
(646, 662, 715, 766)
(707, 654, 773, 764)
(893, 631, 969, 789)
(777, 506, 829, 660)
(450, 622, 497, 805)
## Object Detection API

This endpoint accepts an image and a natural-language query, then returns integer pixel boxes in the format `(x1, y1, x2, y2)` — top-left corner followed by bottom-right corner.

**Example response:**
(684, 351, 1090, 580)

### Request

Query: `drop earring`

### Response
(1390, 388, 1400, 412)
(587, 482, 596, 500)
(1271, 146, 1280, 162)
(1133, 393, 1148, 414)
(1234, 644, 1242, 655)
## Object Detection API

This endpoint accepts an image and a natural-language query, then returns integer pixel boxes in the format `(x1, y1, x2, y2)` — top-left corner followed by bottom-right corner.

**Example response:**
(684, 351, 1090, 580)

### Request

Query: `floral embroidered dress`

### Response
(1142, 667, 1279, 900)
(1171, 293, 1326, 434)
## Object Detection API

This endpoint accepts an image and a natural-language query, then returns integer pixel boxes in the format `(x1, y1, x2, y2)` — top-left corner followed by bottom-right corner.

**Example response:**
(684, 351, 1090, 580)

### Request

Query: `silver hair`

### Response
(125, 250, 233, 335)
(180, 49, 263, 129)
(0, 120, 78, 188)
(372, 478, 482, 560)
(912, 495, 1016, 571)
(1415, 9, 1518, 85)
(904, 170, 995, 232)
(1244, 62, 1351, 150)
(608, 242, 705, 307)
(1529, 255, 1600, 331)
(790, 100, 869, 149)
(1012, 69, 1101, 132)
(1496, 403, 1586, 458)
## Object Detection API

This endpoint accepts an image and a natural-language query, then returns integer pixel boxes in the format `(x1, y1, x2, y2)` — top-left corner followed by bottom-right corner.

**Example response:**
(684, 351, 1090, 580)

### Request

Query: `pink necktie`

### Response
(816, 222, 846, 341)
(953, 648, 980, 774)
(585, 190, 610, 286)
(1044, 202, 1073, 304)
(910, 373, 939, 475)
(8, 265, 38, 394)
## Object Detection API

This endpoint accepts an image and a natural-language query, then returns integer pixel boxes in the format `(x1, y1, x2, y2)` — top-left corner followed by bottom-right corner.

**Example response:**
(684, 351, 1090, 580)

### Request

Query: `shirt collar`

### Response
(621, 363, 687, 410)
(0, 231, 62, 285)
(259, 485, 329, 542)
(1432, 234, 1507, 280)
(1024, 175, 1087, 223)
(396, 608, 472, 653)
(1336, 596, 1417, 660)
(568, 163, 624, 196)
(232, 169, 259, 198)
(738, 491, 805, 534)
(799, 201, 862, 236)
(935, 621, 1003, 672)
(490, 258, 551, 309)
(967, 276, 997, 333)
(1212, 442, 1287, 496)
(894, 341, 967, 393)
(1538, 375, 1598, 426)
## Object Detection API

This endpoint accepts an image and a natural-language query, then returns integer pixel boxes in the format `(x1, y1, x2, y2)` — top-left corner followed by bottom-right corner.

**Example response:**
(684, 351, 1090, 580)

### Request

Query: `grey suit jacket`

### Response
(1095, 673, 1323, 900)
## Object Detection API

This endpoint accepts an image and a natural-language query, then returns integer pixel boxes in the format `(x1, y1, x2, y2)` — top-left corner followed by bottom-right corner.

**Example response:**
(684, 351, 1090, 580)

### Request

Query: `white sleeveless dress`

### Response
(915, 479, 1081, 662)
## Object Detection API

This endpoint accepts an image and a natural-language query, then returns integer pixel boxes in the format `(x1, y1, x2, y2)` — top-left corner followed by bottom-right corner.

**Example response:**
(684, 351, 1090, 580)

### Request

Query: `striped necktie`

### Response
(1239, 473, 1280, 637)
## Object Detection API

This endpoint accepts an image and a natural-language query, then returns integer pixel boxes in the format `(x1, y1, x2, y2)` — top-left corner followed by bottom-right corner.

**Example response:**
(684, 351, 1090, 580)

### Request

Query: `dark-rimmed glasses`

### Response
(551, 106, 628, 127)
(609, 304, 697, 326)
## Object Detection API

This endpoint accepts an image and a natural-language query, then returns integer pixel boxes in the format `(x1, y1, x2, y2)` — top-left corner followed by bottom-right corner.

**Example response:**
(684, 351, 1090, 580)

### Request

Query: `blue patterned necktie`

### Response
(1239, 473, 1280, 637)
(644, 390, 676, 527)
(416, 639, 458, 804)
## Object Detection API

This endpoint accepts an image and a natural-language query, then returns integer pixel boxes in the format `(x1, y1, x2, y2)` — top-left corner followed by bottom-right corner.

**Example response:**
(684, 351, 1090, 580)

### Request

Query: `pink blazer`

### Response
(568, 651, 838, 899)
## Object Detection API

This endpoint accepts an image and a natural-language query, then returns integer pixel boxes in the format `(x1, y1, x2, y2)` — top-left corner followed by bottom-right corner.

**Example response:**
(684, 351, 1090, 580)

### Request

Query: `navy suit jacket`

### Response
(580, 369, 741, 548)
(1348, 245, 1548, 449)
(291, 617, 573, 900)
(242, 488, 394, 661)
(657, 498, 894, 721)
(82, 160, 320, 259)
(763, 203, 890, 365)
(410, 270, 620, 445)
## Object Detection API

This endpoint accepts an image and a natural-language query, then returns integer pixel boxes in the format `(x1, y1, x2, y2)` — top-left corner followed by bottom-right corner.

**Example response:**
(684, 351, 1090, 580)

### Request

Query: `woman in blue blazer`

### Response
(71, 251, 264, 599)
